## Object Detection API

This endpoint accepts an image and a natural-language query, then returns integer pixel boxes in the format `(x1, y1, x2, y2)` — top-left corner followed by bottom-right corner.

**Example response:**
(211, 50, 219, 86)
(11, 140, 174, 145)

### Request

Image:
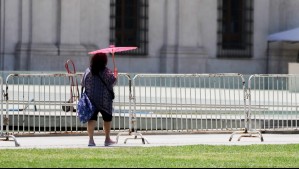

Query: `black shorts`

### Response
(90, 110, 113, 122)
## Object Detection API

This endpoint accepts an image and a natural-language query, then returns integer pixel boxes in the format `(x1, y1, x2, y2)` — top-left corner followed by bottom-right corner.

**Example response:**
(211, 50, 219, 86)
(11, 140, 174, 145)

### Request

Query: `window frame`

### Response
(110, 0, 149, 56)
(217, 0, 254, 58)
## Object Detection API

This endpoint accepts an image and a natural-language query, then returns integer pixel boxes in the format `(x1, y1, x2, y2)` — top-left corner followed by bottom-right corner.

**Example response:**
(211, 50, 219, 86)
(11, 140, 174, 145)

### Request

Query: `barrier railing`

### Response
(249, 74, 299, 131)
(5, 73, 83, 135)
(132, 74, 247, 133)
(3, 72, 299, 143)
(4, 73, 132, 136)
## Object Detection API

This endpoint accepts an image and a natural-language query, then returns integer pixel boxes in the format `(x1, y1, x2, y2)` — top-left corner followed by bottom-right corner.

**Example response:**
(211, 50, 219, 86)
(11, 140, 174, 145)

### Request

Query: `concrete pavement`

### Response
(1, 133, 299, 149)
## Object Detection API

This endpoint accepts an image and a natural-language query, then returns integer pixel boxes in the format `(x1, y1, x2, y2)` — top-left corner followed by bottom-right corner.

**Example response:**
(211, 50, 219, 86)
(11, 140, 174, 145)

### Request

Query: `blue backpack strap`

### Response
(81, 69, 89, 96)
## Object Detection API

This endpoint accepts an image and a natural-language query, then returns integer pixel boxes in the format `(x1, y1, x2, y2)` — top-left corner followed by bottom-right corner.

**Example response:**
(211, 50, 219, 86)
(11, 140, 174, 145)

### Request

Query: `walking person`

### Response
(81, 53, 118, 147)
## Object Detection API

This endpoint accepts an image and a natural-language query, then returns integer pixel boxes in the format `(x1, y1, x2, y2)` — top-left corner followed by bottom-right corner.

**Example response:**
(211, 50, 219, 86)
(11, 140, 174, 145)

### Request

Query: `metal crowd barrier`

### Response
(248, 74, 299, 132)
(132, 74, 247, 134)
(5, 73, 83, 135)
(231, 74, 299, 142)
(4, 72, 299, 143)
(4, 73, 132, 136)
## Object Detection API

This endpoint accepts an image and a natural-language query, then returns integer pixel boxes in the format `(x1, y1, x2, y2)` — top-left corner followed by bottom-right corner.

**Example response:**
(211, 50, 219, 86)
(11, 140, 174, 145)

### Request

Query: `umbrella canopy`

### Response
(88, 45, 138, 68)
(88, 45, 137, 55)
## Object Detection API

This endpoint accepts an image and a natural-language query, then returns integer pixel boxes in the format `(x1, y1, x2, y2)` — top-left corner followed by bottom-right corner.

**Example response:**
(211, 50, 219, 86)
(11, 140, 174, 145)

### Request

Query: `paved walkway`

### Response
(1, 133, 299, 149)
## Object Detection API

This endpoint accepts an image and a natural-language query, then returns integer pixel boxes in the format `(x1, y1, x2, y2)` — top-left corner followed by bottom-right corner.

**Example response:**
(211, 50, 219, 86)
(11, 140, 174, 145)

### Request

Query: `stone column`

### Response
(30, 0, 58, 68)
(160, 0, 208, 74)
(16, 0, 58, 70)
(16, 0, 32, 70)
(179, 0, 203, 47)
(177, 0, 207, 73)
(59, 0, 85, 56)
(32, 0, 55, 44)
(160, 0, 179, 73)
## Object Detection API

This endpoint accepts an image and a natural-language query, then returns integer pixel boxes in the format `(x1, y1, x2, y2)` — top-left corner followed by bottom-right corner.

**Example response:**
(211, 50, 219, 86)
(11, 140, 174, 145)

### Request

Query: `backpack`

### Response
(77, 72, 95, 123)
(77, 91, 95, 123)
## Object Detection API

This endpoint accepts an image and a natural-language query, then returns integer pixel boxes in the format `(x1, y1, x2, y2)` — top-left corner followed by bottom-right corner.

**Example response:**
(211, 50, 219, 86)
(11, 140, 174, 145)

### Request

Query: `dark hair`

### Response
(90, 53, 108, 75)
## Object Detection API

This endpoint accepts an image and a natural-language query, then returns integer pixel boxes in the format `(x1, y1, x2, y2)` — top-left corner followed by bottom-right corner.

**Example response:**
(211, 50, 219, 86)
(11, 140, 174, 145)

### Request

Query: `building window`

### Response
(217, 0, 253, 58)
(110, 0, 148, 55)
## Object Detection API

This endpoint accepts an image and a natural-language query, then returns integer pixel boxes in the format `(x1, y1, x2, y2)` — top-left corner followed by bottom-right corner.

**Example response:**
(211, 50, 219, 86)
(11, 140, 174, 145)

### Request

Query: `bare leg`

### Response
(87, 120, 97, 146)
(104, 121, 116, 146)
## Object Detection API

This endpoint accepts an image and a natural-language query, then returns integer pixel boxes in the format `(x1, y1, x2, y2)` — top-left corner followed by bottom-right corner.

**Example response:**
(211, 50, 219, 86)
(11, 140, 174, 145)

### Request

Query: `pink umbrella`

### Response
(88, 45, 138, 68)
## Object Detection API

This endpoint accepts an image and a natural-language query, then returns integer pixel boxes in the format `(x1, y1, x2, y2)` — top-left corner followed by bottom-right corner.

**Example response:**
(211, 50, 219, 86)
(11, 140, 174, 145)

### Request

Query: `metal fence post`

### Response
(229, 75, 263, 142)
(116, 74, 149, 144)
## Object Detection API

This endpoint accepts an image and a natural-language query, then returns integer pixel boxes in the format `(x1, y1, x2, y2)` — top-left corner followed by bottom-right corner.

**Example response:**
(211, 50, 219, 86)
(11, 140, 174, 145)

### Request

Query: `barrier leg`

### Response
(229, 110, 264, 142)
(123, 115, 149, 144)
(0, 134, 21, 147)
(116, 112, 149, 144)
(229, 130, 264, 142)
(0, 115, 21, 147)
(237, 130, 264, 142)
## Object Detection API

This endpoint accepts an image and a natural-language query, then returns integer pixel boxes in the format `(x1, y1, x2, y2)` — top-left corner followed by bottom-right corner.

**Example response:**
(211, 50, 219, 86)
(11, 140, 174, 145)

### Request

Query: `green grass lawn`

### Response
(0, 144, 298, 168)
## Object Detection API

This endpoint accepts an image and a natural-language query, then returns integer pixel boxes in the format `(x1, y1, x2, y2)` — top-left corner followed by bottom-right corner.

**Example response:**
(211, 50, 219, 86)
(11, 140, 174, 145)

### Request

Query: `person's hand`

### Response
(114, 67, 118, 78)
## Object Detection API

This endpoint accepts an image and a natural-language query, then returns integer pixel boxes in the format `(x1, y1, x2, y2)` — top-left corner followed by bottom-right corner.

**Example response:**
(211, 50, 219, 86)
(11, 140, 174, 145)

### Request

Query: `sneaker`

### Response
(104, 140, 117, 147)
(88, 142, 96, 147)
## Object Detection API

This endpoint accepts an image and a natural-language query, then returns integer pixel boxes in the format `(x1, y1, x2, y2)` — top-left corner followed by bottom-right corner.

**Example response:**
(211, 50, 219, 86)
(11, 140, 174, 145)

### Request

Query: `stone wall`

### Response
(0, 0, 299, 74)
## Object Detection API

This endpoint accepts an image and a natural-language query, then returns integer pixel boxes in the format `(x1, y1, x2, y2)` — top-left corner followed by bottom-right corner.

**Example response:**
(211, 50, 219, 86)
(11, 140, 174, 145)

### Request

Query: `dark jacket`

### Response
(82, 67, 116, 115)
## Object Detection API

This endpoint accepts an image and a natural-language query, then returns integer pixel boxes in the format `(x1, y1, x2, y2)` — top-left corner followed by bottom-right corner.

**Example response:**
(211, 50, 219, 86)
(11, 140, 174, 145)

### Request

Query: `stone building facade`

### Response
(0, 0, 299, 74)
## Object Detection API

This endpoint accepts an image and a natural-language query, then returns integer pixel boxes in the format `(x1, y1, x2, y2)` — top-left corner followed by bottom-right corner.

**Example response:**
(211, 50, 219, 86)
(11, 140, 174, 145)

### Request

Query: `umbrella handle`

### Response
(112, 52, 118, 78)
(112, 52, 116, 68)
